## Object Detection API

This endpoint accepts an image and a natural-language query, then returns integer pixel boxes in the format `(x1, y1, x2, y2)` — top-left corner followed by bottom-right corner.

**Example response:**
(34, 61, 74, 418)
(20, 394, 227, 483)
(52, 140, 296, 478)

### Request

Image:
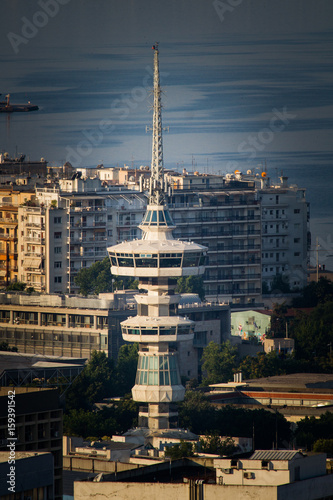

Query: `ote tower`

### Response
(108, 44, 207, 430)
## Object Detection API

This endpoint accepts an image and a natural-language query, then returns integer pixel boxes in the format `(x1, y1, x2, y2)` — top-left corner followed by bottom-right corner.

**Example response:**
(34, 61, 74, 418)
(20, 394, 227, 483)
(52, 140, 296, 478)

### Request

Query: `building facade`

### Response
(0, 292, 136, 359)
(169, 174, 262, 304)
(0, 188, 35, 288)
(0, 387, 62, 500)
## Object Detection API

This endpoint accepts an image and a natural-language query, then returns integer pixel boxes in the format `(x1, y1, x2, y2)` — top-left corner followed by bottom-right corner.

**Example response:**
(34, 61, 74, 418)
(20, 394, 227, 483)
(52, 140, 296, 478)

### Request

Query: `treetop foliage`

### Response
(292, 277, 333, 308)
(201, 341, 239, 385)
(74, 257, 138, 296)
(175, 275, 205, 300)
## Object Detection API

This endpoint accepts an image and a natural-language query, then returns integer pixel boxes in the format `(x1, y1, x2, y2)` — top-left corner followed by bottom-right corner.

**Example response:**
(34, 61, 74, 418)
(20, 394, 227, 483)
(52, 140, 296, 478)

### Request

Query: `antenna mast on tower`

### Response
(150, 42, 165, 206)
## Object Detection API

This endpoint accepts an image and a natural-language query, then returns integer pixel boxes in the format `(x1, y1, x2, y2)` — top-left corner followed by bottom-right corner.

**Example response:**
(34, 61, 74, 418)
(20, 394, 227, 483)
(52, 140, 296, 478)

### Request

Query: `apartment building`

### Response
(168, 173, 262, 304)
(259, 175, 309, 290)
(16, 179, 146, 294)
(0, 187, 35, 288)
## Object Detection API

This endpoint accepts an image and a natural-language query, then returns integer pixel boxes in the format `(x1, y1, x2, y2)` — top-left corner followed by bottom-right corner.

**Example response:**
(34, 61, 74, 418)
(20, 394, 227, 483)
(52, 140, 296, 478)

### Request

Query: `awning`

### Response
(23, 258, 41, 269)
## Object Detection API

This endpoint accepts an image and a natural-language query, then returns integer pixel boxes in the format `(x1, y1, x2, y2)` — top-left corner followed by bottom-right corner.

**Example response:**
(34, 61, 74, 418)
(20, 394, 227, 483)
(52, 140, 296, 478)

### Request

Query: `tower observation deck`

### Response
(107, 44, 207, 430)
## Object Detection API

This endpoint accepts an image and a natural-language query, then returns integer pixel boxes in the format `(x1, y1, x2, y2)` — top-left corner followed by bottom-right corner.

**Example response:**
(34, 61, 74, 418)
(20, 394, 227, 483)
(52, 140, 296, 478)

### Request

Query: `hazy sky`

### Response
(1, 0, 333, 266)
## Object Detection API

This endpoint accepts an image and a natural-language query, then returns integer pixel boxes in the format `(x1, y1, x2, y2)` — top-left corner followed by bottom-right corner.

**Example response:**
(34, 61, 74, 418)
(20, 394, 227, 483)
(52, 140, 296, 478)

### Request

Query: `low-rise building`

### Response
(0, 387, 63, 500)
(0, 451, 54, 500)
(0, 292, 136, 360)
(73, 451, 333, 500)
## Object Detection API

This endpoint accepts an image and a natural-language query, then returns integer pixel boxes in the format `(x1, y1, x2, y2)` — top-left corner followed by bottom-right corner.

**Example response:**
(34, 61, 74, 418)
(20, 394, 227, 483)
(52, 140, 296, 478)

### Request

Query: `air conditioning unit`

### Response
(243, 472, 254, 479)
(221, 468, 233, 474)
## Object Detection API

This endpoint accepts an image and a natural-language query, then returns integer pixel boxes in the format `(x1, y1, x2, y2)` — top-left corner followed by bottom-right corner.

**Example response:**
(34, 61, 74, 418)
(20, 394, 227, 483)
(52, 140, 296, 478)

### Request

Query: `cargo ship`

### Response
(0, 94, 39, 112)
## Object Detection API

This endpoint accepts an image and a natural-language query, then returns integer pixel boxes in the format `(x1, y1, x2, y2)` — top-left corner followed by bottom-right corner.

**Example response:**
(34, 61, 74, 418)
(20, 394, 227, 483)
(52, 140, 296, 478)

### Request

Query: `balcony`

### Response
(25, 237, 45, 244)
(69, 206, 105, 213)
(178, 230, 261, 239)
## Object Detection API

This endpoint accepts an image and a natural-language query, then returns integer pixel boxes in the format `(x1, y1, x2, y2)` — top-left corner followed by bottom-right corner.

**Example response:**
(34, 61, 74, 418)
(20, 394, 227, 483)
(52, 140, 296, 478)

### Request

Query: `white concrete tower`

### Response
(107, 44, 207, 430)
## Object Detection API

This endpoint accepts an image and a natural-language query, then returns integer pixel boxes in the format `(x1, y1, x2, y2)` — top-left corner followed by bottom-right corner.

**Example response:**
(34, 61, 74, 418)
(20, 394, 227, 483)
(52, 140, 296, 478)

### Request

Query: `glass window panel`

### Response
(170, 370, 178, 385)
(151, 211, 157, 223)
(169, 356, 176, 369)
(199, 254, 206, 266)
(143, 371, 147, 384)
(135, 257, 158, 267)
(160, 257, 182, 268)
(154, 372, 158, 385)
(163, 356, 169, 370)
(149, 357, 154, 369)
(159, 372, 164, 385)
(153, 357, 158, 369)
(183, 253, 199, 267)
(158, 211, 165, 223)
(164, 210, 173, 224)
(117, 257, 134, 267)
(164, 372, 169, 385)
(148, 372, 154, 385)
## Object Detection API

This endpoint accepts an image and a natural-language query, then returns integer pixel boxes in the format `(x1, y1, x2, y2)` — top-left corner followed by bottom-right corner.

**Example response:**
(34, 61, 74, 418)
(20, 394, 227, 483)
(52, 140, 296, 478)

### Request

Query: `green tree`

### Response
(269, 303, 288, 338)
(237, 351, 285, 380)
(201, 341, 239, 385)
(176, 275, 205, 300)
(179, 396, 291, 449)
(290, 301, 333, 361)
(74, 257, 114, 296)
(65, 350, 116, 411)
(165, 440, 195, 459)
(292, 277, 333, 308)
(63, 399, 138, 439)
(6, 281, 26, 291)
(74, 257, 138, 296)
(313, 438, 333, 455)
(295, 412, 333, 450)
(0, 342, 18, 352)
(178, 390, 217, 433)
(115, 343, 139, 395)
(199, 434, 236, 456)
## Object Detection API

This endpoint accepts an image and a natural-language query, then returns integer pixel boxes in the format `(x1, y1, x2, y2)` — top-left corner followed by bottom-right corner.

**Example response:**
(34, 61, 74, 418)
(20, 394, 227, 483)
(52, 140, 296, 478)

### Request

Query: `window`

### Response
(54, 262, 62, 268)
(108, 215, 113, 221)
(294, 238, 300, 243)
(54, 217, 62, 224)
(54, 232, 62, 239)
(54, 247, 62, 254)
(54, 276, 62, 283)
(294, 252, 300, 257)
(294, 209, 300, 214)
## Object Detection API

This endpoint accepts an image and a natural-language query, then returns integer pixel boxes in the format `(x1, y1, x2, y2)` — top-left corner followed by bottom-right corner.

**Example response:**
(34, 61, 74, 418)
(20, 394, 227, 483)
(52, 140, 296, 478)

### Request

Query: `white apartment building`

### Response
(18, 179, 146, 294)
(259, 175, 309, 291)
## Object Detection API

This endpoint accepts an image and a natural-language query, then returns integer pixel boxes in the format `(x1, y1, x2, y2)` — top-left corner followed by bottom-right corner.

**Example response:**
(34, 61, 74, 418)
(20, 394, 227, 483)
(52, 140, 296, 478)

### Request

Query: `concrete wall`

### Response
(74, 474, 333, 500)
(64, 455, 140, 474)
(75, 482, 189, 500)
